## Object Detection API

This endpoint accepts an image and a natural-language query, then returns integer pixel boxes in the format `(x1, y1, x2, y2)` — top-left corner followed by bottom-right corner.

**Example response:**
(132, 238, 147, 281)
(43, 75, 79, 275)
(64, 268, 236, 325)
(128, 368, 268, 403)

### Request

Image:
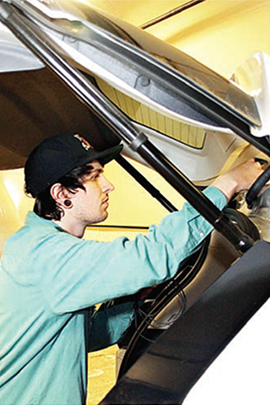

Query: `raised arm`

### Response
(212, 159, 264, 202)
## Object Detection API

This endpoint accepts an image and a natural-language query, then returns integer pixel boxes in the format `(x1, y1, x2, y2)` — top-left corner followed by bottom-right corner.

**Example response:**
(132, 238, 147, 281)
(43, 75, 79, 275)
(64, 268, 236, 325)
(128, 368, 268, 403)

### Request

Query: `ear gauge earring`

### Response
(64, 199, 73, 208)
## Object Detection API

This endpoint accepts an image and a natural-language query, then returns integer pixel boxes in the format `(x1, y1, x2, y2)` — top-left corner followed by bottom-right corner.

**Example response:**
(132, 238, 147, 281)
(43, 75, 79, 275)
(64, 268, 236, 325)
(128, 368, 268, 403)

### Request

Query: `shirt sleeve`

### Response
(39, 187, 226, 313)
(88, 299, 136, 352)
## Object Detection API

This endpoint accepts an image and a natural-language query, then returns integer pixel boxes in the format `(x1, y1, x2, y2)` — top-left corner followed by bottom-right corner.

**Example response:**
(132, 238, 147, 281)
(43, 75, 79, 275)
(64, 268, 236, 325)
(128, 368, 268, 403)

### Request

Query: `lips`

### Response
(102, 198, 109, 207)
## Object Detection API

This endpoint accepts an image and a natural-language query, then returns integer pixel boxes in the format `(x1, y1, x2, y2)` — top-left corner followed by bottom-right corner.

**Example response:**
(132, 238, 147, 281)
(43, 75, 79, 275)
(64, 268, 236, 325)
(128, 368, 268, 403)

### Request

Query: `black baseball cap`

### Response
(25, 133, 123, 197)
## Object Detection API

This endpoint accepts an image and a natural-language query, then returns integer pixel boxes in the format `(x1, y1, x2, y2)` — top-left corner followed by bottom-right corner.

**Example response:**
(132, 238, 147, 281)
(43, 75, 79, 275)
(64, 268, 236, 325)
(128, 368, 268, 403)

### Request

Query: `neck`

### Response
(52, 217, 86, 238)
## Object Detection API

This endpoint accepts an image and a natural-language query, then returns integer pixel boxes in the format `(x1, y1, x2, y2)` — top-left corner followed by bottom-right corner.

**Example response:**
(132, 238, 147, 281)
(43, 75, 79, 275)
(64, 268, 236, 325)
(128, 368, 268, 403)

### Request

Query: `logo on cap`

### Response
(74, 134, 93, 151)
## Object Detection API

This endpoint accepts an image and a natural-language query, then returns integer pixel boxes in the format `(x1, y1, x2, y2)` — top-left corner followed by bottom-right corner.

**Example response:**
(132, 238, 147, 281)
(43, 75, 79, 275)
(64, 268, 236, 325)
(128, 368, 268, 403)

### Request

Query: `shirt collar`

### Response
(25, 211, 66, 233)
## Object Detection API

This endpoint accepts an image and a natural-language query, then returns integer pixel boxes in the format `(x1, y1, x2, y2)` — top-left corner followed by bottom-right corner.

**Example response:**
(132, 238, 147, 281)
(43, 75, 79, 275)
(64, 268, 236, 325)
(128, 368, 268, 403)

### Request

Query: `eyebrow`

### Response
(89, 167, 104, 177)
(93, 167, 103, 173)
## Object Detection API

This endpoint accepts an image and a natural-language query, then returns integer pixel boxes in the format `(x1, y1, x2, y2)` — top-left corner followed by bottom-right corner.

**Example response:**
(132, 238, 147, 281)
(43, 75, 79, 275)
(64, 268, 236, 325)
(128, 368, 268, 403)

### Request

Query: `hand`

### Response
(212, 158, 265, 201)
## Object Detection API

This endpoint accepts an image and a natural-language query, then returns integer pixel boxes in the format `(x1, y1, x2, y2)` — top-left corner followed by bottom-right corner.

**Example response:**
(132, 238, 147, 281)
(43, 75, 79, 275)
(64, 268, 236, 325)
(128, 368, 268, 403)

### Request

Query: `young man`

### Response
(0, 133, 263, 405)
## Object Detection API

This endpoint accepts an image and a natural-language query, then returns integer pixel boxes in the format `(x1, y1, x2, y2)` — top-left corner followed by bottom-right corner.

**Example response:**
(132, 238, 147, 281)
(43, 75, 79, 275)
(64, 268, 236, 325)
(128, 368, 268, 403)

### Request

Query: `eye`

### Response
(91, 172, 101, 181)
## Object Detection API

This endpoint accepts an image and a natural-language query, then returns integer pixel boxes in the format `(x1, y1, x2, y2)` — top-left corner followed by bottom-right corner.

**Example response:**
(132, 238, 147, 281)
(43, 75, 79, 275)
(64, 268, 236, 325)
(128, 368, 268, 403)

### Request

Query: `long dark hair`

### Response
(26, 164, 93, 220)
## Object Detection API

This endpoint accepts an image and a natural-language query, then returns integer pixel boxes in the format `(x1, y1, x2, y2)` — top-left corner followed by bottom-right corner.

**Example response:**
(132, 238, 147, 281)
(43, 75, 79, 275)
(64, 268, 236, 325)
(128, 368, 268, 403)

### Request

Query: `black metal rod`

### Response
(115, 155, 178, 213)
(140, 0, 206, 30)
(0, 2, 254, 253)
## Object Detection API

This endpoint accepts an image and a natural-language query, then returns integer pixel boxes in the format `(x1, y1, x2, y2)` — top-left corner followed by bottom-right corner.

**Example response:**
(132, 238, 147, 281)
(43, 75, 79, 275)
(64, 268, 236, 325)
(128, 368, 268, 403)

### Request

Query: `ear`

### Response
(50, 183, 71, 206)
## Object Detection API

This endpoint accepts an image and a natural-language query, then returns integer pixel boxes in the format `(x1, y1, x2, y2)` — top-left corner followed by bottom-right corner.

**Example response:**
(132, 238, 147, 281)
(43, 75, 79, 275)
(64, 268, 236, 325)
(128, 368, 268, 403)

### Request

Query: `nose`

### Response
(99, 174, 114, 194)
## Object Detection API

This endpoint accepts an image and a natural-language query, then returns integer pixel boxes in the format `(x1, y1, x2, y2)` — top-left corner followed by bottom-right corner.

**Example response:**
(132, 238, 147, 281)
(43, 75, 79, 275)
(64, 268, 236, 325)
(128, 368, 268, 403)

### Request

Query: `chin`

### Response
(91, 212, 108, 225)
(102, 212, 109, 222)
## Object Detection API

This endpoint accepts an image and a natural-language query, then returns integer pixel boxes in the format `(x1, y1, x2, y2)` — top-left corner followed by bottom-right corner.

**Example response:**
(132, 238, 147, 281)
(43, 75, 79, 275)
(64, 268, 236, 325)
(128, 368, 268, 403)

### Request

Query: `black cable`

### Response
(117, 235, 210, 380)
(140, 0, 206, 30)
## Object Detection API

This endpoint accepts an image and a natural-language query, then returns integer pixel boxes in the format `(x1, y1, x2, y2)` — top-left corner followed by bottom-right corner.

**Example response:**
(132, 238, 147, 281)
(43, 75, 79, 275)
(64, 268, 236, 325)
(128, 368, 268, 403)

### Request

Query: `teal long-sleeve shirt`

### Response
(0, 187, 226, 405)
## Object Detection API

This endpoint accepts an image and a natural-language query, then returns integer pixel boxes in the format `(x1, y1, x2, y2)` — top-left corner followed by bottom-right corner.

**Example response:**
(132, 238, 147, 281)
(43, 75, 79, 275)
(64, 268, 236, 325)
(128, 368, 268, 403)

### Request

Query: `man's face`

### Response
(71, 160, 114, 226)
